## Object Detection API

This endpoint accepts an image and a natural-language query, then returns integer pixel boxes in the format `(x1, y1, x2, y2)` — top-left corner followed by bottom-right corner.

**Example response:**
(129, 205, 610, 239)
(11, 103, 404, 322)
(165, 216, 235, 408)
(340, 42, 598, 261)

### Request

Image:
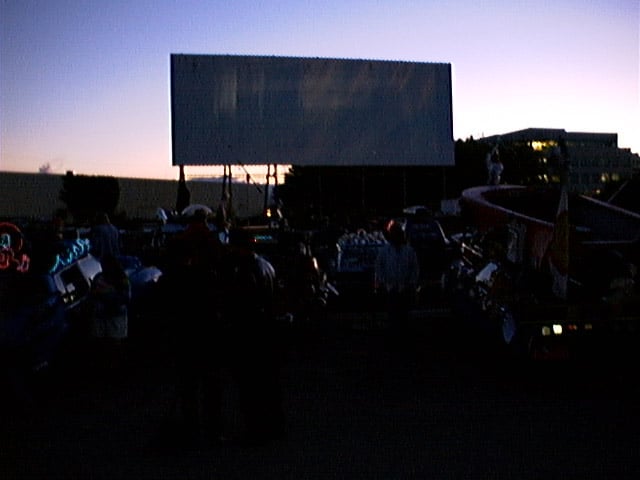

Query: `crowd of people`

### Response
(154, 208, 285, 448)
(150, 207, 425, 448)
(6, 201, 437, 450)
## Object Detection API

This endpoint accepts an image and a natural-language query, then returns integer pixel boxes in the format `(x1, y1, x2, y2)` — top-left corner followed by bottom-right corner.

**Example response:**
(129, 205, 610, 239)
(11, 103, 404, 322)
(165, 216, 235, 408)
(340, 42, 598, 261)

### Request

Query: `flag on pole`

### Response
(548, 185, 569, 299)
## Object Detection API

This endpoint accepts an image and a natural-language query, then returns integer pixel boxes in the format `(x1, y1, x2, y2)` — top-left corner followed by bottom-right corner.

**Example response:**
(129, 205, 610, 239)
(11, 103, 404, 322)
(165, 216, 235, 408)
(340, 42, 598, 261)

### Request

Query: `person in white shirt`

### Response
(90, 212, 121, 260)
(374, 220, 420, 336)
(486, 146, 504, 185)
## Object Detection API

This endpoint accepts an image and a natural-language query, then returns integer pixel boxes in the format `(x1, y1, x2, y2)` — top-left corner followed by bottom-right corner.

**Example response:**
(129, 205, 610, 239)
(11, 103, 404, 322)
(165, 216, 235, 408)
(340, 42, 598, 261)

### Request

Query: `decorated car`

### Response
(443, 185, 640, 361)
(1, 221, 162, 404)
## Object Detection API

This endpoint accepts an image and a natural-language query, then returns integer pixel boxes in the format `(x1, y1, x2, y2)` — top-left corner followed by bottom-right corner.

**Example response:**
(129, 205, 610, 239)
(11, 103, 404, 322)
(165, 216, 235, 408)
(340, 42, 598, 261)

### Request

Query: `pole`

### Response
(264, 164, 271, 213)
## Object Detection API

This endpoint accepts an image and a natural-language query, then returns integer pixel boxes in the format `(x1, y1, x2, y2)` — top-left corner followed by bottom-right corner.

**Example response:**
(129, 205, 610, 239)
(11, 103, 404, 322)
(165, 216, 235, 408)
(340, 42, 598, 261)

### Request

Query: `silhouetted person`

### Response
(282, 239, 325, 324)
(51, 208, 67, 242)
(404, 207, 449, 295)
(89, 253, 131, 373)
(486, 146, 504, 185)
(219, 228, 285, 446)
(215, 191, 231, 244)
(160, 208, 224, 445)
(175, 165, 191, 214)
(375, 220, 420, 337)
(90, 212, 120, 261)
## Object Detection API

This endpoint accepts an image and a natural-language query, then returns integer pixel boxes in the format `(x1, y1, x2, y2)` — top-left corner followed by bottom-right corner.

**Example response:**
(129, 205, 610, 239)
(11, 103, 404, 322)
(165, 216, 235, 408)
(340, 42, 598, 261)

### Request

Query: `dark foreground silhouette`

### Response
(2, 307, 639, 480)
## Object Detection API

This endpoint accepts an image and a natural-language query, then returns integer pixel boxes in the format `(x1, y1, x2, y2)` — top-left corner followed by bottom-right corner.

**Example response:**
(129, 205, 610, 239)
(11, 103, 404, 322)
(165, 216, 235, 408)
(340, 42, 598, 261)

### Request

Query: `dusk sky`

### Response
(1, 0, 638, 182)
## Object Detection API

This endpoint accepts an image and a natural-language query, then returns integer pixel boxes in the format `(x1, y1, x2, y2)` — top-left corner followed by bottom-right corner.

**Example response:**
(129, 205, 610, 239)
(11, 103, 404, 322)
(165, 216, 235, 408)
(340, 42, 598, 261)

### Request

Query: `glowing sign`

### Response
(48, 239, 92, 274)
(0, 222, 30, 273)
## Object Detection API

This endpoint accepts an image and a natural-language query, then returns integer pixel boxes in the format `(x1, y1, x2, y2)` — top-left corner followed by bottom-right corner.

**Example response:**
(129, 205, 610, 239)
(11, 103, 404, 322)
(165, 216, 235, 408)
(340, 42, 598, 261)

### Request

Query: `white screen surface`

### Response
(170, 54, 454, 167)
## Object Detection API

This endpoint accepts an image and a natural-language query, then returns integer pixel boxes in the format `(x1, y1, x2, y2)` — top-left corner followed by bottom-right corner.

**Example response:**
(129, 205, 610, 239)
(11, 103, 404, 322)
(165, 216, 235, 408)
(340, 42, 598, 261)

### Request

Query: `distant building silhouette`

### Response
(481, 128, 639, 195)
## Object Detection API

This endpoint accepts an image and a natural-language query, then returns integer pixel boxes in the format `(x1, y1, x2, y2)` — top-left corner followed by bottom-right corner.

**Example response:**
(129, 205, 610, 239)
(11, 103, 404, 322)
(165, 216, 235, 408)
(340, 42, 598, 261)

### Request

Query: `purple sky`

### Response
(1, 0, 638, 181)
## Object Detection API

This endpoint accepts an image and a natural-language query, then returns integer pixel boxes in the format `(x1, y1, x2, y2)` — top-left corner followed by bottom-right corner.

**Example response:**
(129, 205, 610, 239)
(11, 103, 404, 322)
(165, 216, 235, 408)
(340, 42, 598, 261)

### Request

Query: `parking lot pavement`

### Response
(2, 309, 640, 479)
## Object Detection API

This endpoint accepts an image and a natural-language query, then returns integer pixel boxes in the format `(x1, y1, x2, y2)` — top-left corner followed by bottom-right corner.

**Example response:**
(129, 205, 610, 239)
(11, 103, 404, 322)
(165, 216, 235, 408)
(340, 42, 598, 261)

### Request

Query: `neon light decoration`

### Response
(0, 222, 30, 273)
(48, 238, 92, 274)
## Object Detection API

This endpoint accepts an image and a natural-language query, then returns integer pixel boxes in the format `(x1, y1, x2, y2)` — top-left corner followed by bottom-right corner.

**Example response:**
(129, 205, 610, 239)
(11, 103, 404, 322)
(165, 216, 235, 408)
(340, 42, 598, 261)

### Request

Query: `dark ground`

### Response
(2, 307, 639, 480)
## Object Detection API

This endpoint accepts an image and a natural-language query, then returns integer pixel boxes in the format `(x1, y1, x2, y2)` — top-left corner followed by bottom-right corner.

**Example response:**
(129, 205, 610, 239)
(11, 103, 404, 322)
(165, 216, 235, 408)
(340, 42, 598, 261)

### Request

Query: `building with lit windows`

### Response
(481, 128, 640, 195)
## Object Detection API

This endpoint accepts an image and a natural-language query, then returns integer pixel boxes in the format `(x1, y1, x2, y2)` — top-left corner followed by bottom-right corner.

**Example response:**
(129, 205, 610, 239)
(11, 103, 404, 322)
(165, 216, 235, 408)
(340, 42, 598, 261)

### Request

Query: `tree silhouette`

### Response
(59, 172, 120, 224)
